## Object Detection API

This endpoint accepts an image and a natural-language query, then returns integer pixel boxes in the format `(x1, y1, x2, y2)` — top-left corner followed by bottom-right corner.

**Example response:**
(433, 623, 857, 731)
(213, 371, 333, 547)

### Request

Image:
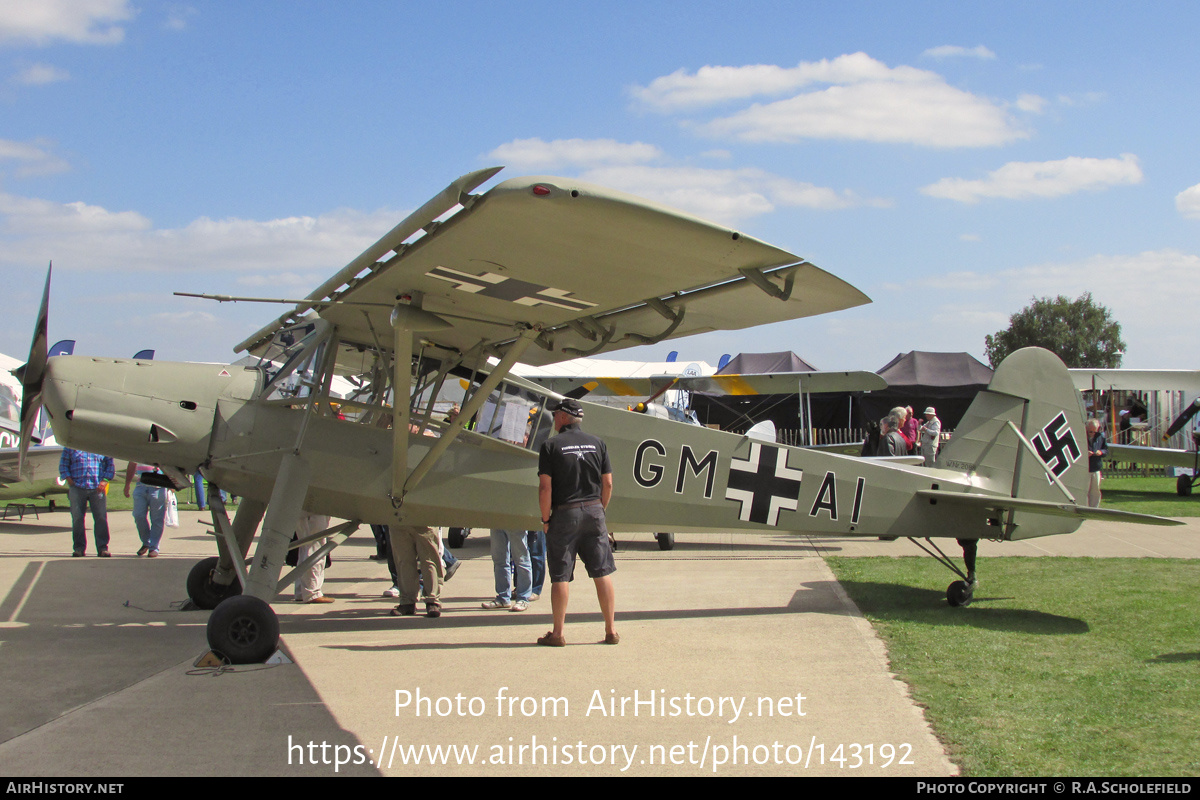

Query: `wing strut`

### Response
(403, 328, 539, 501)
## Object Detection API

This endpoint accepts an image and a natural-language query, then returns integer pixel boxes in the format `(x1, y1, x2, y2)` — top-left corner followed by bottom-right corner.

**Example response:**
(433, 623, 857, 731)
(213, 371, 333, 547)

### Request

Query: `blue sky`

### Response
(2, 1, 1198, 370)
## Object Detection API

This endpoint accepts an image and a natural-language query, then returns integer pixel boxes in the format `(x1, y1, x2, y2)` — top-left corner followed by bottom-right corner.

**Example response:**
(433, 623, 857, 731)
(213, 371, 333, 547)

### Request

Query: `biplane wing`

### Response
(232, 169, 870, 367)
(530, 370, 886, 398)
(1069, 368, 1200, 393)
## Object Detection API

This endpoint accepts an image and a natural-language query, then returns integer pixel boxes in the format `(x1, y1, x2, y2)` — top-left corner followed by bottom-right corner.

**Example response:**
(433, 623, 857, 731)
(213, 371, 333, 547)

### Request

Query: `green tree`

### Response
(984, 293, 1126, 368)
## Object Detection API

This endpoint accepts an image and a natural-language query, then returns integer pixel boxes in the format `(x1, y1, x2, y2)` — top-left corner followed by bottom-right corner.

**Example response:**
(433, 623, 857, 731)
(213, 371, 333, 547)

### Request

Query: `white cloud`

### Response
(906, 249, 1200, 366)
(632, 53, 914, 111)
(632, 53, 1026, 148)
(0, 0, 134, 45)
(163, 4, 197, 31)
(574, 165, 881, 225)
(0, 138, 70, 177)
(1015, 93, 1047, 113)
(702, 80, 1025, 147)
(489, 137, 880, 224)
(1176, 183, 1200, 219)
(488, 138, 662, 170)
(0, 190, 400, 272)
(922, 45, 996, 60)
(10, 62, 69, 85)
(920, 154, 1143, 203)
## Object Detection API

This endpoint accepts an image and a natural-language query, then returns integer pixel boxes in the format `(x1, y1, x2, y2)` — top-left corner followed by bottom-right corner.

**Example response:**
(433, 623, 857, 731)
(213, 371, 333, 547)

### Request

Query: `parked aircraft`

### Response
(1069, 368, 1200, 495)
(17, 169, 1179, 663)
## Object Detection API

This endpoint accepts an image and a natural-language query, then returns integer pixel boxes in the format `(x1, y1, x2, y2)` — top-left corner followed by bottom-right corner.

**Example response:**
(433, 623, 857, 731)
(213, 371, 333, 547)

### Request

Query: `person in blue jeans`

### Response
(125, 462, 167, 556)
(60, 448, 114, 557)
(483, 529, 531, 612)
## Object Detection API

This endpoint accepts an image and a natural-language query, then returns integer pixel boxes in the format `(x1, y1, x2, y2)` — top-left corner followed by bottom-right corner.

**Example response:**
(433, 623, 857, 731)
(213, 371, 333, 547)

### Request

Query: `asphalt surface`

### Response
(0, 503, 1195, 777)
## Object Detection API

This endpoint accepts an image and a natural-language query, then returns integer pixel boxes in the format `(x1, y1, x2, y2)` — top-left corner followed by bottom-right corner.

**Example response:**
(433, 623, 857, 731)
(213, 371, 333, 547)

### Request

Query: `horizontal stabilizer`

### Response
(915, 489, 1183, 526)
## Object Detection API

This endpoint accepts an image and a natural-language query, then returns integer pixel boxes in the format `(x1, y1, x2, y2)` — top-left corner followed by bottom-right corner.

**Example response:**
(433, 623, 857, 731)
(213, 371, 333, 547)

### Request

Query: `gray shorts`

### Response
(546, 502, 615, 582)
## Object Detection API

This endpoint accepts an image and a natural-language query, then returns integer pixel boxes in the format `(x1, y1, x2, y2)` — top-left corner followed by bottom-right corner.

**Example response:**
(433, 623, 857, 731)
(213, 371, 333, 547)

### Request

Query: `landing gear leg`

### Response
(205, 454, 311, 663)
(908, 537, 979, 607)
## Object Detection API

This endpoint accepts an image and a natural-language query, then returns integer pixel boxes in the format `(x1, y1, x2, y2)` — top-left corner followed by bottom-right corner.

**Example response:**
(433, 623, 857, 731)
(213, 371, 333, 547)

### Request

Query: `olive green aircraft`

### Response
(16, 168, 1180, 663)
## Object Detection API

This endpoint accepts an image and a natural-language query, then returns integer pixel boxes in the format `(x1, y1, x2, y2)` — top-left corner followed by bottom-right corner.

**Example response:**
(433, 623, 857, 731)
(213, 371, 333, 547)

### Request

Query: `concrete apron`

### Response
(5, 508, 1195, 776)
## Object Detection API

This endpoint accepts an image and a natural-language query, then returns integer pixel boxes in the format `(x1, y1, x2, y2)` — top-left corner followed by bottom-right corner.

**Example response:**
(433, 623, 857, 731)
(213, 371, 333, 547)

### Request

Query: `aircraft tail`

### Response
(936, 347, 1092, 540)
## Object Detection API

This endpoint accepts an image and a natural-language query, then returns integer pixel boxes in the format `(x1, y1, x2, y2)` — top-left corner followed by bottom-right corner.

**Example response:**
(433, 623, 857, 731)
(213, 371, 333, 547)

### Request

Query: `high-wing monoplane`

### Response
(17, 169, 1180, 663)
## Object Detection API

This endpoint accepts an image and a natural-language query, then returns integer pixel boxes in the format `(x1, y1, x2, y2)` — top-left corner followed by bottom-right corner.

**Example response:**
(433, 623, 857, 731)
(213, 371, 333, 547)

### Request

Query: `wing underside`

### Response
(234, 171, 870, 368)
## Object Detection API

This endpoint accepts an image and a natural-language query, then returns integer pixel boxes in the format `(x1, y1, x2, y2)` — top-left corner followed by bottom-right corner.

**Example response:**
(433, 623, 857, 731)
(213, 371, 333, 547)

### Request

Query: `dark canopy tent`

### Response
(689, 351, 869, 436)
(860, 351, 993, 430)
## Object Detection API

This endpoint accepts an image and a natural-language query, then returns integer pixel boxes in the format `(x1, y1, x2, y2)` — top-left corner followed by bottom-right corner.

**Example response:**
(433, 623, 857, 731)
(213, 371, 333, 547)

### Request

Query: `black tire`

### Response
(946, 580, 973, 607)
(655, 532, 675, 551)
(1177, 475, 1192, 496)
(187, 556, 243, 610)
(207, 595, 279, 664)
(447, 527, 468, 548)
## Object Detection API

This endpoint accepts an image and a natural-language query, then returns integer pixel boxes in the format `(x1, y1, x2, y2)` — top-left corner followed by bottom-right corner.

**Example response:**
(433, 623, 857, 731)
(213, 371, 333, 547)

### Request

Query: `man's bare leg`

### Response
(594, 575, 616, 637)
(551, 581, 569, 637)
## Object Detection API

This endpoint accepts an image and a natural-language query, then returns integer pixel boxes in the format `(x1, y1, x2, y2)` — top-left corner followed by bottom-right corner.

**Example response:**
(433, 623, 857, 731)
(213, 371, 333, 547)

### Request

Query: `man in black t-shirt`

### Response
(536, 398, 617, 647)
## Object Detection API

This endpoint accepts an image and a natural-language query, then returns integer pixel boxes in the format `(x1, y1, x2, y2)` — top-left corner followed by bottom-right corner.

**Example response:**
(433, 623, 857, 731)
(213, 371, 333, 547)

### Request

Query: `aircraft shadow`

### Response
(825, 580, 1090, 635)
(1145, 652, 1200, 664)
(312, 603, 808, 652)
(0, 521, 72, 535)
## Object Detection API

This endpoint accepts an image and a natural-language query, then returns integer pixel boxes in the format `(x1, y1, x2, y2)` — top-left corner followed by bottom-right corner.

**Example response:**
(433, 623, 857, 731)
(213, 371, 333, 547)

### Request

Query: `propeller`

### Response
(15, 265, 51, 477)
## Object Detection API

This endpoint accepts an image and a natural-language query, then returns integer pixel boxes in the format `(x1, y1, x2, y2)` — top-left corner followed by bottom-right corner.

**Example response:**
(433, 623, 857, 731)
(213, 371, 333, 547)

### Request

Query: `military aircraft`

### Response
(16, 168, 1180, 664)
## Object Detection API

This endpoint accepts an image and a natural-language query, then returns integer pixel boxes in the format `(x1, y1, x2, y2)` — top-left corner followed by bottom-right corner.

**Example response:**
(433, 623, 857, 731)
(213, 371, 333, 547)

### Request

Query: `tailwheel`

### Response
(187, 556, 243, 610)
(207, 595, 279, 664)
(1176, 474, 1192, 496)
(946, 580, 973, 607)
(655, 532, 675, 551)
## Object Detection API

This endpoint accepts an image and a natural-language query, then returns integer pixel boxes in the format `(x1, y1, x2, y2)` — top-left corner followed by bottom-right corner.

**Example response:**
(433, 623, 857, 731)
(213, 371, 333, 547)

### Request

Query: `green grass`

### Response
(1100, 476, 1200, 517)
(825, 556, 1200, 777)
(2, 476, 208, 513)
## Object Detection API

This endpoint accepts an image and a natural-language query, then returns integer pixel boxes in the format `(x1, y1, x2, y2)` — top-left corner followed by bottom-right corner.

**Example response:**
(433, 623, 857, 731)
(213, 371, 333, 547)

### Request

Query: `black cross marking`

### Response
(724, 443, 804, 526)
(427, 266, 596, 311)
(1032, 411, 1082, 480)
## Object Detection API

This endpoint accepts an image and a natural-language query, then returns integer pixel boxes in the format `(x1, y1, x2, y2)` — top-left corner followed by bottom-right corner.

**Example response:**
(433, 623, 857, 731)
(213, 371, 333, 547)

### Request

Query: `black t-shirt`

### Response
(538, 423, 612, 507)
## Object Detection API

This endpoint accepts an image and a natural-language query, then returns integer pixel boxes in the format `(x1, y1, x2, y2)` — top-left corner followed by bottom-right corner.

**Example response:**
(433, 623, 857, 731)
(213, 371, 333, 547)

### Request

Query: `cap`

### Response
(551, 398, 584, 418)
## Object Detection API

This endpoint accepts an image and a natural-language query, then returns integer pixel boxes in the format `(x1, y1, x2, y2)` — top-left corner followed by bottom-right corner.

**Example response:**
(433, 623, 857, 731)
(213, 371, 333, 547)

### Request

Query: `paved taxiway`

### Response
(0, 506, 1195, 777)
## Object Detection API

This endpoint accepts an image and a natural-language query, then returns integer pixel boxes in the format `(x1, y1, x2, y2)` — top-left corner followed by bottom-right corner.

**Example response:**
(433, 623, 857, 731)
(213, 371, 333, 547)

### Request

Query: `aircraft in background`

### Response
(1068, 368, 1200, 495)
(17, 168, 1179, 664)
(0, 342, 75, 507)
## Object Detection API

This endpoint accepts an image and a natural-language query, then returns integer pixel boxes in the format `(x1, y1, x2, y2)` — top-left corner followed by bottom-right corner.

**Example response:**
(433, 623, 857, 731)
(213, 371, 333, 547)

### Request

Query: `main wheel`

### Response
(447, 527, 469, 548)
(1177, 475, 1193, 496)
(207, 596, 279, 664)
(946, 580, 973, 607)
(655, 532, 675, 551)
(187, 556, 243, 610)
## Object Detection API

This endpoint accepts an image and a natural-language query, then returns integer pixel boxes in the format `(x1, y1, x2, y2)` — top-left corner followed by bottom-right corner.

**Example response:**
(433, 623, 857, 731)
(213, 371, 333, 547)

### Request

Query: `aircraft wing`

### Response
(0, 445, 63, 486)
(529, 370, 886, 398)
(234, 170, 870, 367)
(915, 489, 1183, 526)
(1107, 443, 1198, 469)
(1069, 369, 1200, 393)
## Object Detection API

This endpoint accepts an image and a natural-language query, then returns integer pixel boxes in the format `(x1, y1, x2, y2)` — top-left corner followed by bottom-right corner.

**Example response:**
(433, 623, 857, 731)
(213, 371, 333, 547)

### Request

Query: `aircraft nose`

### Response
(41, 357, 77, 432)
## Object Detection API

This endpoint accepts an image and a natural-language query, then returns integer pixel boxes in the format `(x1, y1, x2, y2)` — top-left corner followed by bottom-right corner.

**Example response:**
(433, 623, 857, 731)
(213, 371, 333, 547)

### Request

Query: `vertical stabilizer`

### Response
(937, 347, 1089, 539)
